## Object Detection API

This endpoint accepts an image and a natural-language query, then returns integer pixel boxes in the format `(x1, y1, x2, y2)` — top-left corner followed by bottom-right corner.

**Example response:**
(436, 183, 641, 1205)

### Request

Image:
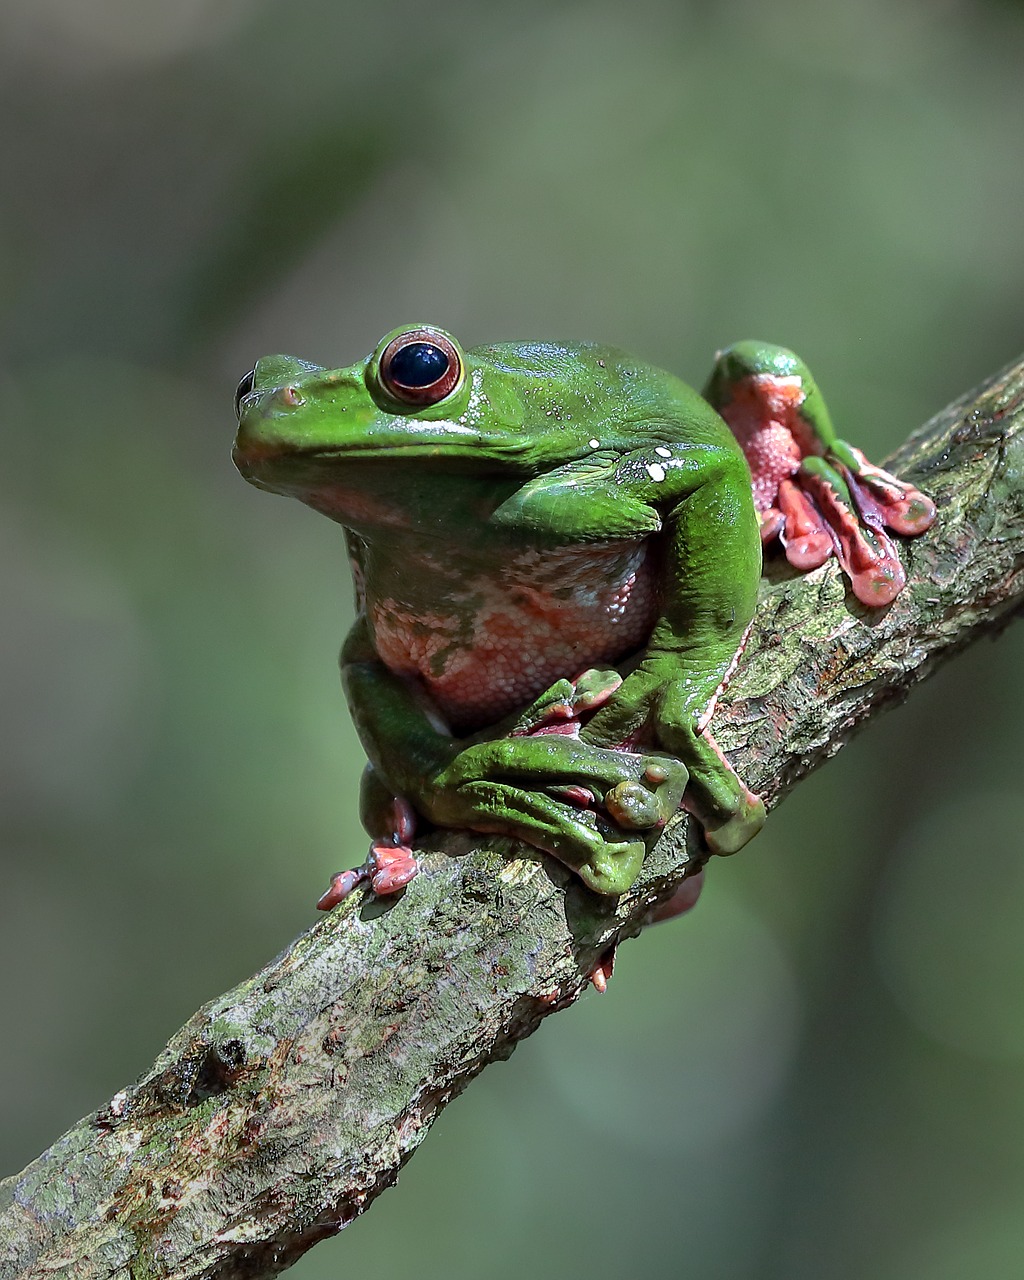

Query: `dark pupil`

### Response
(389, 342, 449, 388)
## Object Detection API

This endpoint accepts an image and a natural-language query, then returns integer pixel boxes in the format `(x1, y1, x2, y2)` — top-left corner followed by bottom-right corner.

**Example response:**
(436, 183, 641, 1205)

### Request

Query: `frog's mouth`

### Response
(232, 439, 543, 504)
(232, 416, 543, 489)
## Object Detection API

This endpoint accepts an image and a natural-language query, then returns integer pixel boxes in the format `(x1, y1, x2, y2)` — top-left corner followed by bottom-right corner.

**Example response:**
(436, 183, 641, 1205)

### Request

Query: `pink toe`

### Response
(316, 869, 364, 911)
(371, 859, 419, 895)
(884, 492, 937, 536)
(785, 531, 834, 570)
(848, 560, 905, 607)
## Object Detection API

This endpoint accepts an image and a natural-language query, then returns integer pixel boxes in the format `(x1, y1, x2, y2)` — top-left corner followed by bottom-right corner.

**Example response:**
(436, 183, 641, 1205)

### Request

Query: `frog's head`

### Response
(233, 326, 475, 491)
(233, 325, 627, 526)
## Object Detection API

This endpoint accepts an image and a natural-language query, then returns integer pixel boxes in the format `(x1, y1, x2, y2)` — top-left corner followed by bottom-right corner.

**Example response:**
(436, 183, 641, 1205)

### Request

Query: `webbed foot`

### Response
(507, 667, 623, 736)
(582, 656, 765, 862)
(699, 788, 766, 855)
(317, 777, 421, 910)
(316, 843, 421, 910)
(706, 341, 936, 606)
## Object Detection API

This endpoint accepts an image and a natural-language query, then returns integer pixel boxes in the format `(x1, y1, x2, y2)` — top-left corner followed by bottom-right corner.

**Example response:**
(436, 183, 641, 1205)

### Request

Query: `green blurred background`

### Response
(3, 0, 1024, 1275)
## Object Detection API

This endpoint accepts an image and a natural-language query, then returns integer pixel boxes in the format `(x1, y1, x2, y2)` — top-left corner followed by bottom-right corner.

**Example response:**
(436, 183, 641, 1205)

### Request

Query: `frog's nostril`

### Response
(235, 368, 256, 419)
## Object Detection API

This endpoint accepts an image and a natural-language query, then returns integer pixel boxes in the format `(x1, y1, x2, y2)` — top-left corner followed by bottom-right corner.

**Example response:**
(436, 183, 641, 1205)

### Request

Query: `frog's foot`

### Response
(509, 667, 623, 736)
(829, 440, 936, 536)
(318, 775, 421, 910)
(796, 457, 911, 606)
(763, 479, 833, 569)
(758, 448, 931, 606)
(317, 866, 368, 910)
(588, 946, 617, 993)
(368, 844, 420, 893)
(649, 695, 765, 856)
(316, 843, 420, 910)
(704, 794, 765, 855)
(645, 866, 705, 925)
(457, 779, 649, 896)
(679, 727, 766, 856)
(707, 344, 935, 607)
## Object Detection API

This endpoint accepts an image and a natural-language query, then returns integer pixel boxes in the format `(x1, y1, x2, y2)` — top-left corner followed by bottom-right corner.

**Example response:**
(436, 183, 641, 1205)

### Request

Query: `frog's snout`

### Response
(232, 358, 295, 480)
(233, 354, 326, 477)
(235, 354, 323, 419)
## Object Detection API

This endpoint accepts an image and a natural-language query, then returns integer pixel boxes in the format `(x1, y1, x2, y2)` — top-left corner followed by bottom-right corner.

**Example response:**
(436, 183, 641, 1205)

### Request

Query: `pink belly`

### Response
(369, 543, 659, 732)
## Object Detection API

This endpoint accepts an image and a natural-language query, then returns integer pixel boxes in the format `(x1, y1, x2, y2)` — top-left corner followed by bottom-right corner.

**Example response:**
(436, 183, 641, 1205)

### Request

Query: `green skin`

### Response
(233, 326, 922, 899)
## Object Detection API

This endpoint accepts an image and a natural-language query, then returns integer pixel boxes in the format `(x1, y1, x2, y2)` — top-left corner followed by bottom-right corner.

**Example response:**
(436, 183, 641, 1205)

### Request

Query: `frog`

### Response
(233, 325, 934, 911)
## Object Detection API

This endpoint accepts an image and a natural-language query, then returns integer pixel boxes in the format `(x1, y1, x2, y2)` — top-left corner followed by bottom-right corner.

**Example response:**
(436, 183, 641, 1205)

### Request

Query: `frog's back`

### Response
(470, 340, 737, 452)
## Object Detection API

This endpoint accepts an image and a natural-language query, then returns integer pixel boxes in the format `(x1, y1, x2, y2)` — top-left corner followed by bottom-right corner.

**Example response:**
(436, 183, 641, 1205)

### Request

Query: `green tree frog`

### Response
(233, 326, 934, 910)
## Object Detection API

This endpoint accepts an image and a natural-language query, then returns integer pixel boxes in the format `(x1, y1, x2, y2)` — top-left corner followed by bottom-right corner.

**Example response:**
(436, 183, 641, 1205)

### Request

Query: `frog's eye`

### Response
(235, 368, 256, 418)
(378, 329, 463, 407)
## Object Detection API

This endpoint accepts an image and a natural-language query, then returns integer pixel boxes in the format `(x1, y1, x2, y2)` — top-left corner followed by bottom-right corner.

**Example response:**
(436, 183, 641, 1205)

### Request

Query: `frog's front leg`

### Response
(585, 650, 764, 854)
(521, 437, 767, 857)
(704, 342, 936, 606)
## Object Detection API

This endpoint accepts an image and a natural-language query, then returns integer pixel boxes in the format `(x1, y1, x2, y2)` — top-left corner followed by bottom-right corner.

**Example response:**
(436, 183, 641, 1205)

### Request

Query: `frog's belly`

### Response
(368, 543, 659, 732)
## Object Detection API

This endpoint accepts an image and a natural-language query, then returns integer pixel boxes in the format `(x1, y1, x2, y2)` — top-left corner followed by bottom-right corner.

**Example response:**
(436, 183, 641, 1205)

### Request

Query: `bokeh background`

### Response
(3, 0, 1024, 1275)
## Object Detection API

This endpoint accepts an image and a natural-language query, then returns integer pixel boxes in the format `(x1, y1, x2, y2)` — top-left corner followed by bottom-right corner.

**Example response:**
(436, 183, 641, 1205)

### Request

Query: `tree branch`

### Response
(3, 356, 1024, 1280)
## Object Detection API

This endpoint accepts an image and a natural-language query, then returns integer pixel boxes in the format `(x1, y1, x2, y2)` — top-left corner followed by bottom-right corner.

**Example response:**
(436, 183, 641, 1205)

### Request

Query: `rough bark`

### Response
(3, 356, 1024, 1280)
